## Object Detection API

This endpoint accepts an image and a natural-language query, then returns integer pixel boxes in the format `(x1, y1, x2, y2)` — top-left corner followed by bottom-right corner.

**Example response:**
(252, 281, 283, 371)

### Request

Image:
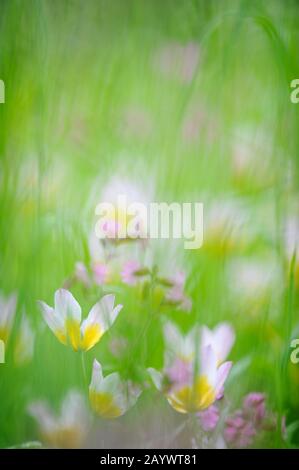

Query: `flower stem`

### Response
(81, 352, 88, 388)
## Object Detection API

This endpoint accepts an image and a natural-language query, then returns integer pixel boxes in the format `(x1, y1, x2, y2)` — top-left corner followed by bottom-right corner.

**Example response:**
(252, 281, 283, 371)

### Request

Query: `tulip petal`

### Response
(27, 401, 56, 435)
(54, 289, 81, 323)
(200, 345, 217, 388)
(89, 359, 140, 419)
(38, 300, 67, 344)
(164, 321, 196, 366)
(60, 391, 90, 429)
(215, 361, 232, 397)
(89, 359, 104, 391)
(214, 323, 235, 361)
(81, 295, 122, 350)
(89, 360, 123, 418)
(201, 323, 235, 364)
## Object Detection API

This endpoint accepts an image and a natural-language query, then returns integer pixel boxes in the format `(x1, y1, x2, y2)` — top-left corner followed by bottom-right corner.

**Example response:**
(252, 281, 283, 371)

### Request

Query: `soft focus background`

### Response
(1, 0, 299, 449)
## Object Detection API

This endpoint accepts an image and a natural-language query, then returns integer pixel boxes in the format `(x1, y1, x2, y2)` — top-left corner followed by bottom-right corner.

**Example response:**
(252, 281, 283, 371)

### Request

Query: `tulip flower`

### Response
(38, 289, 122, 352)
(201, 323, 235, 365)
(28, 390, 90, 448)
(95, 176, 152, 241)
(0, 291, 17, 344)
(148, 322, 232, 413)
(89, 359, 141, 419)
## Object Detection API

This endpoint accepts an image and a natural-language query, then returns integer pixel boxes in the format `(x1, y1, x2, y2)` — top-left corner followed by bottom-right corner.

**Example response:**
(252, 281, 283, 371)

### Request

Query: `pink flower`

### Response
(121, 260, 140, 285)
(224, 411, 256, 448)
(166, 271, 185, 301)
(243, 393, 266, 427)
(197, 405, 220, 432)
(92, 263, 110, 285)
(224, 392, 283, 448)
(165, 271, 192, 312)
(75, 262, 91, 287)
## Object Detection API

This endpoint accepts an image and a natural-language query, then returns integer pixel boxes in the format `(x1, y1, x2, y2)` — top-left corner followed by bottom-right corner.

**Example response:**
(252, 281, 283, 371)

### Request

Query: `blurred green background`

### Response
(1, 0, 299, 449)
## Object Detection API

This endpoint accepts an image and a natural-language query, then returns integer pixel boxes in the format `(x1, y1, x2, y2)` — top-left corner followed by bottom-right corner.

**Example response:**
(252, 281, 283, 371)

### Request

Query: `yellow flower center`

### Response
(62, 319, 103, 352)
(65, 318, 81, 351)
(42, 427, 83, 448)
(167, 375, 216, 413)
(80, 323, 103, 351)
(89, 390, 122, 418)
(0, 327, 9, 344)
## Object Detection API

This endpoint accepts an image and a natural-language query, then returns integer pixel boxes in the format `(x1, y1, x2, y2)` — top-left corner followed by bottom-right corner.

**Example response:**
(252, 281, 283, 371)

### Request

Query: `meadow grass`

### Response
(0, 0, 299, 448)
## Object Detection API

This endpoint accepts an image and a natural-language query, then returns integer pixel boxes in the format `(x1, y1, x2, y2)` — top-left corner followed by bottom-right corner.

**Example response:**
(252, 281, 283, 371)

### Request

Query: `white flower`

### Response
(89, 359, 141, 419)
(148, 321, 232, 414)
(38, 289, 122, 351)
(28, 390, 90, 448)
